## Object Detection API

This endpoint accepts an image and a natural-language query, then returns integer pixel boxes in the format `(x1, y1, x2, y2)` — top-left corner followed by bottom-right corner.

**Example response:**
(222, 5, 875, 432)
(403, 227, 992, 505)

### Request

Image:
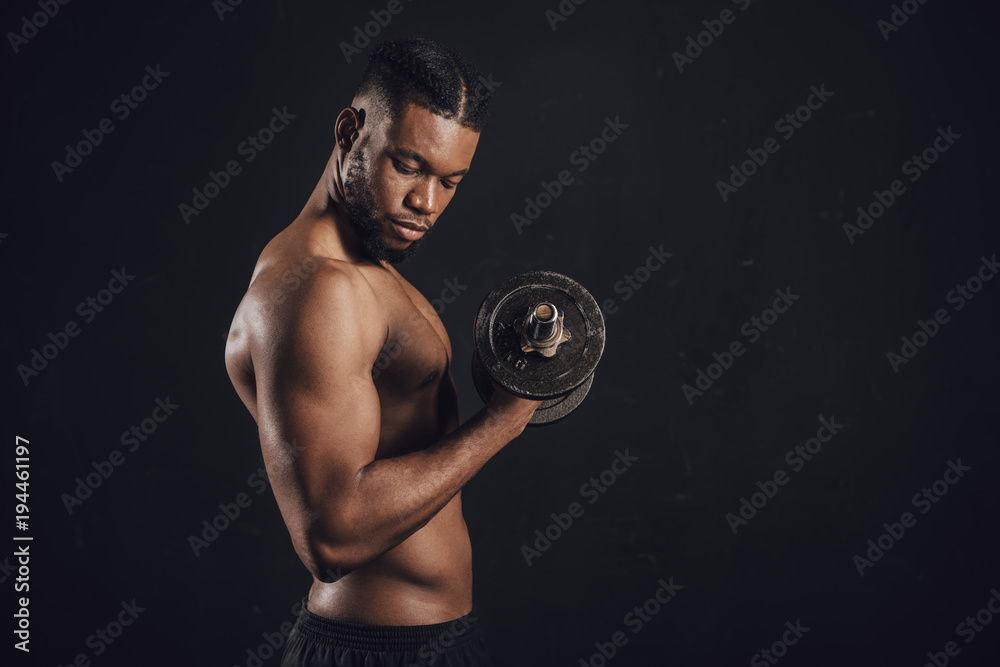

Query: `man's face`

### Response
(342, 102, 480, 265)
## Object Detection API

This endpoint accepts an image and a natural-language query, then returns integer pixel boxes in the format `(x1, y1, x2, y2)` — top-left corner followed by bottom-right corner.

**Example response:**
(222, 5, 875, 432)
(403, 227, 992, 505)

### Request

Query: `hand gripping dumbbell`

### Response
(471, 271, 606, 425)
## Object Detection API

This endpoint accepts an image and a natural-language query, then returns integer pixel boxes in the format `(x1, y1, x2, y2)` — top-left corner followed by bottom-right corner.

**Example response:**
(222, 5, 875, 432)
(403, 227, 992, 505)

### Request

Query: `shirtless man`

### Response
(224, 37, 539, 666)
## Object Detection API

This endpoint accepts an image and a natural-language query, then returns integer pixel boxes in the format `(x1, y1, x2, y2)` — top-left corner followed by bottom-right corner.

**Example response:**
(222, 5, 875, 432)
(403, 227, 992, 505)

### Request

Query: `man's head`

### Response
(334, 37, 493, 265)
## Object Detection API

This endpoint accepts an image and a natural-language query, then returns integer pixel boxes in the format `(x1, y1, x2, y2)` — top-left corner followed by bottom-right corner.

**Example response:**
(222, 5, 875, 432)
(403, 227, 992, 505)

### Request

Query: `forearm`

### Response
(317, 402, 524, 570)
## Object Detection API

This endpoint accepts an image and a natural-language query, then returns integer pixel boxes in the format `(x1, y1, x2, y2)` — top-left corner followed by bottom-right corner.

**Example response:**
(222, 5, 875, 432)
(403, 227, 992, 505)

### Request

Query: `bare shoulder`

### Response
(228, 257, 388, 377)
(256, 257, 386, 344)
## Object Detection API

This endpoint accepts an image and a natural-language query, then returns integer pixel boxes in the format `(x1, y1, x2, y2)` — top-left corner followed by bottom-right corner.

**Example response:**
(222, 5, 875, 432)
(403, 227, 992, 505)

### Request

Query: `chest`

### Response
(363, 268, 453, 391)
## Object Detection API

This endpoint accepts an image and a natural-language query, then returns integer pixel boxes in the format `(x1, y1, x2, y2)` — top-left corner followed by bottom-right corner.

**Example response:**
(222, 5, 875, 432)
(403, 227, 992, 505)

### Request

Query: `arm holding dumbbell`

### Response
(252, 265, 539, 581)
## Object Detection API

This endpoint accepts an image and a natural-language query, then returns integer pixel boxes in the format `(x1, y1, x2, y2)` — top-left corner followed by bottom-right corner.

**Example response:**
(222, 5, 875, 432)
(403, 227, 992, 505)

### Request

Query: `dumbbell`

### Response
(471, 271, 606, 425)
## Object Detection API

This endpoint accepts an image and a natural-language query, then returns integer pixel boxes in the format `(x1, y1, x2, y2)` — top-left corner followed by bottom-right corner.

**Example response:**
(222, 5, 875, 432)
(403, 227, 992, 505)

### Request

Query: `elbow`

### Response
(304, 507, 371, 582)
(306, 539, 369, 583)
(302, 498, 392, 581)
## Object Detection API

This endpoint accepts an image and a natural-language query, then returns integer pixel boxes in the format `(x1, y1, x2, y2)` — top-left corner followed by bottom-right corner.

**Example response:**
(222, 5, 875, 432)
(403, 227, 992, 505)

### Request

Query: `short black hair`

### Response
(355, 37, 492, 132)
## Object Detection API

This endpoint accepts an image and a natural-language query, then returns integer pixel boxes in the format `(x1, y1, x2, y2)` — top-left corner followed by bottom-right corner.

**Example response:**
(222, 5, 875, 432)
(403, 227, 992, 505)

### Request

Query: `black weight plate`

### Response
(471, 351, 595, 426)
(473, 271, 605, 400)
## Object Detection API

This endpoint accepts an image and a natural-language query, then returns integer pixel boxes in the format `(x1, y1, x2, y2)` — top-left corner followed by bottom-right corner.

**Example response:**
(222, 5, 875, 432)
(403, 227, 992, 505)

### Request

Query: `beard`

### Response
(342, 147, 429, 265)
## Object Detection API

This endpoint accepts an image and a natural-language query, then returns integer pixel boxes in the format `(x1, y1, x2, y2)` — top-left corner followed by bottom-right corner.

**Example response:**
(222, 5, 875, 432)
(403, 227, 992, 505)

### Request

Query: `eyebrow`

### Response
(394, 147, 469, 177)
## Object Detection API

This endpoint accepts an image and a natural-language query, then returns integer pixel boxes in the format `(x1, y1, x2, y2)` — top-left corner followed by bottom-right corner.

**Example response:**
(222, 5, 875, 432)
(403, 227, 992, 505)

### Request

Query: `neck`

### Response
(296, 150, 376, 266)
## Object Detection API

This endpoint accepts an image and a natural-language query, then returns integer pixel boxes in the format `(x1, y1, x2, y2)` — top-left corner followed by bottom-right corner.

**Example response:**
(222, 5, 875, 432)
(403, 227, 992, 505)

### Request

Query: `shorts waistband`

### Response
(294, 598, 482, 652)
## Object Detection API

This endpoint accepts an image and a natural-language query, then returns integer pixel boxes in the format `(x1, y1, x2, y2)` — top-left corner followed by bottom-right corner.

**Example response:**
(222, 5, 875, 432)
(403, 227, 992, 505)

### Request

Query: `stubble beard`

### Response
(342, 147, 427, 266)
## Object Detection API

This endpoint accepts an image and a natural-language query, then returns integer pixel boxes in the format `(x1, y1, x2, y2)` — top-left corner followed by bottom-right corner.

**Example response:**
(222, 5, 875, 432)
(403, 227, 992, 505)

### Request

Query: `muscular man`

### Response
(224, 37, 539, 666)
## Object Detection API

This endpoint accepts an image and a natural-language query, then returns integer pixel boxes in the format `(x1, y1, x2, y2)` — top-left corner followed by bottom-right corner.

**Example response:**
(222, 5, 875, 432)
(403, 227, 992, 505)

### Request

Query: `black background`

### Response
(3, 0, 999, 665)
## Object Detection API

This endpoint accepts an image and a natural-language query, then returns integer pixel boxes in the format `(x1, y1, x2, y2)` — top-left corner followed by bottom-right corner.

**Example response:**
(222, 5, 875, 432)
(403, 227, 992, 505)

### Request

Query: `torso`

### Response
(225, 219, 472, 625)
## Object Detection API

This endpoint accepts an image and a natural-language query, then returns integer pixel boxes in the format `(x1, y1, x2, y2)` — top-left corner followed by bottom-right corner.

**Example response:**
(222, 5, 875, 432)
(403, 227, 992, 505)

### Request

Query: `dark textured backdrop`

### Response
(3, 0, 999, 665)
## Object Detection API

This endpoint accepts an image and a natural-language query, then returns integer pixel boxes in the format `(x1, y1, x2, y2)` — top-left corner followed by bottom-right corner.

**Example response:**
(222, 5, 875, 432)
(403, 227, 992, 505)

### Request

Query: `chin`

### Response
(382, 230, 411, 249)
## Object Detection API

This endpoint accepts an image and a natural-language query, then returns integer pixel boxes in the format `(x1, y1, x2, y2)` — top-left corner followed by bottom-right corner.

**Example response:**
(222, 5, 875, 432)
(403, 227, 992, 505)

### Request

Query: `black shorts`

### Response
(280, 598, 493, 667)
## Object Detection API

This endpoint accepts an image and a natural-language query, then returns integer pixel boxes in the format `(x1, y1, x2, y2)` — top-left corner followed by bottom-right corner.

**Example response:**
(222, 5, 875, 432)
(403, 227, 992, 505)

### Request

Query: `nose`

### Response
(404, 179, 436, 218)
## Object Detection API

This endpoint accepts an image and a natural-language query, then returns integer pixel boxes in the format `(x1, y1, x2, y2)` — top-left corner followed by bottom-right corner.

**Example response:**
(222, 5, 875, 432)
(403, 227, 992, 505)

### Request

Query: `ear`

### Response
(335, 107, 365, 151)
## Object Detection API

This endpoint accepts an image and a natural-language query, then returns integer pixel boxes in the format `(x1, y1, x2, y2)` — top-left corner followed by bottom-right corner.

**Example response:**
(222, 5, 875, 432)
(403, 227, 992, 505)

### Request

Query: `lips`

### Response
(390, 219, 428, 241)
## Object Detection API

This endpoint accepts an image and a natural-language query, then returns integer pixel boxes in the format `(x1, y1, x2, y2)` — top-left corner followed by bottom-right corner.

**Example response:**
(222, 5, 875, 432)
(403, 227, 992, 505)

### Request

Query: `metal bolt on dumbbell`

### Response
(516, 302, 572, 357)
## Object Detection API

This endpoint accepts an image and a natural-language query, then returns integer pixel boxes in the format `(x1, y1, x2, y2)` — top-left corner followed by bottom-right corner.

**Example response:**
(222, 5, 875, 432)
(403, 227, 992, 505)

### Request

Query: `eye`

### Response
(393, 160, 417, 175)
(441, 180, 457, 190)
